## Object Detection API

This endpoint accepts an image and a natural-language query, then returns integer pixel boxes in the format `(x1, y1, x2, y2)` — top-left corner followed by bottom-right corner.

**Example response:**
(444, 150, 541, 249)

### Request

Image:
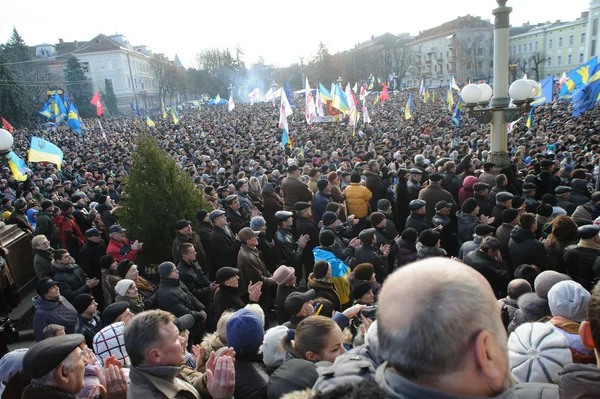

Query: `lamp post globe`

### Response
(0, 129, 14, 155)
(462, 84, 482, 105)
(508, 79, 531, 102)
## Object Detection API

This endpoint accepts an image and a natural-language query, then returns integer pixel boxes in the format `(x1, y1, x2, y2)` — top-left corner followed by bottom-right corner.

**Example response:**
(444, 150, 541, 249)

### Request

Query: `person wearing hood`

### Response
(559, 283, 600, 397)
(32, 277, 78, 341)
(509, 213, 551, 270)
(55, 200, 86, 260)
(395, 228, 419, 268)
(6, 198, 33, 235)
(564, 224, 600, 290)
(26, 207, 38, 230)
(51, 249, 99, 303)
(171, 219, 209, 274)
(32, 235, 54, 280)
(313, 230, 351, 309)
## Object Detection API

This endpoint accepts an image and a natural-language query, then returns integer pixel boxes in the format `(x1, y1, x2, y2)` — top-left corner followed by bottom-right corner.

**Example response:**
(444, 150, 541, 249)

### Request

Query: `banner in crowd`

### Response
(311, 115, 336, 123)
(28, 137, 64, 170)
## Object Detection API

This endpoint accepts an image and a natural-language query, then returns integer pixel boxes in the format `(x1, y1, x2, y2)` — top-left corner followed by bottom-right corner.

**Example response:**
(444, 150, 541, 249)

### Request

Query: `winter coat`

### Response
(557, 198, 576, 216)
(178, 260, 212, 304)
(495, 223, 515, 268)
(127, 365, 199, 399)
(498, 297, 519, 327)
(405, 212, 432, 234)
(262, 190, 283, 239)
(564, 242, 600, 290)
(307, 274, 341, 312)
(354, 244, 387, 284)
(157, 278, 206, 325)
(296, 216, 320, 268)
(488, 185, 507, 203)
(274, 227, 304, 271)
(458, 235, 484, 260)
(313, 191, 332, 223)
(115, 294, 145, 314)
(558, 363, 600, 399)
(233, 353, 269, 399)
(395, 179, 410, 231)
(55, 213, 85, 259)
(364, 170, 387, 212)
(75, 312, 101, 348)
(51, 261, 91, 303)
(32, 295, 78, 341)
(226, 208, 247, 235)
(35, 210, 60, 247)
(281, 176, 313, 212)
(417, 245, 447, 259)
(474, 193, 494, 217)
(276, 284, 298, 324)
(478, 171, 496, 187)
(21, 385, 78, 399)
(509, 226, 551, 270)
(395, 238, 418, 268)
(344, 182, 373, 218)
(418, 183, 455, 222)
(406, 179, 422, 200)
(312, 247, 351, 307)
(197, 222, 213, 263)
(34, 249, 54, 280)
(330, 183, 345, 204)
(101, 269, 119, 306)
(464, 250, 510, 298)
(237, 244, 274, 291)
(569, 179, 591, 206)
(456, 211, 481, 245)
(106, 237, 140, 264)
(213, 284, 248, 320)
(571, 201, 600, 226)
(458, 187, 474, 206)
(78, 240, 106, 280)
(210, 226, 241, 279)
(441, 172, 462, 203)
(73, 205, 96, 233)
(171, 232, 208, 273)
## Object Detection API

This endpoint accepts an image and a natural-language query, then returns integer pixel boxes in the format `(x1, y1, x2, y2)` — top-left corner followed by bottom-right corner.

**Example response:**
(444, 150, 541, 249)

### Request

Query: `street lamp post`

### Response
(0, 129, 14, 163)
(461, 0, 534, 169)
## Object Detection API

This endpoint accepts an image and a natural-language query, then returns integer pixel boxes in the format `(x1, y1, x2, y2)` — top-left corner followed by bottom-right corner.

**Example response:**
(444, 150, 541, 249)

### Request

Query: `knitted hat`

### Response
(326, 171, 338, 182)
(513, 293, 551, 327)
(353, 263, 374, 281)
(260, 325, 288, 368)
(317, 179, 329, 191)
(117, 259, 134, 278)
(115, 279, 135, 297)
(475, 224, 495, 236)
(508, 322, 571, 384)
(462, 198, 479, 214)
(463, 176, 478, 189)
(502, 208, 519, 223)
(158, 261, 176, 279)
(319, 230, 336, 247)
(547, 280, 590, 322)
(351, 280, 372, 301)
(73, 294, 94, 314)
(419, 229, 440, 247)
(272, 265, 295, 286)
(313, 261, 330, 279)
(541, 194, 558, 206)
(534, 271, 572, 300)
(322, 211, 338, 227)
(99, 255, 114, 270)
(226, 308, 264, 356)
(196, 210, 208, 222)
(369, 212, 386, 227)
(536, 204, 553, 217)
(359, 228, 376, 244)
(101, 301, 129, 326)
(401, 228, 418, 243)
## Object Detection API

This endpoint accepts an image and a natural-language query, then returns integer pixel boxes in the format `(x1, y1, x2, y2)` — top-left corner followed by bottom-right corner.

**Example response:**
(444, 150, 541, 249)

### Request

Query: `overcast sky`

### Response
(2, 0, 591, 68)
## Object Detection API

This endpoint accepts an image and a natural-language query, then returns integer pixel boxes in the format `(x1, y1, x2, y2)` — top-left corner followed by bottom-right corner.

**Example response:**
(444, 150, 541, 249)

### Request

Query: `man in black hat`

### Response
(405, 199, 433, 234)
(536, 159, 561, 199)
(418, 173, 455, 223)
(213, 266, 262, 320)
(274, 211, 310, 283)
(283, 289, 317, 329)
(407, 169, 423, 200)
(78, 228, 106, 309)
(295, 201, 320, 277)
(72, 193, 96, 233)
(354, 228, 390, 285)
(564, 224, 600, 290)
(209, 209, 241, 280)
(35, 200, 60, 248)
(74, 293, 101, 348)
(32, 277, 78, 342)
(432, 200, 458, 257)
(473, 182, 494, 217)
(281, 164, 313, 212)
(555, 186, 576, 216)
(521, 183, 539, 214)
(491, 192, 514, 229)
(171, 219, 208, 273)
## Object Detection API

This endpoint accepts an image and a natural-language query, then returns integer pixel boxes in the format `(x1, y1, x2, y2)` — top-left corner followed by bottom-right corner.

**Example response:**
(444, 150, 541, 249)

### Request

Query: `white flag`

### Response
(228, 95, 235, 112)
(362, 106, 371, 124)
(419, 78, 425, 95)
(305, 78, 316, 124)
(279, 89, 293, 129)
(352, 82, 358, 93)
(522, 73, 528, 80)
(248, 88, 259, 105)
(316, 88, 324, 116)
(273, 88, 283, 98)
(360, 86, 368, 102)
(265, 88, 274, 102)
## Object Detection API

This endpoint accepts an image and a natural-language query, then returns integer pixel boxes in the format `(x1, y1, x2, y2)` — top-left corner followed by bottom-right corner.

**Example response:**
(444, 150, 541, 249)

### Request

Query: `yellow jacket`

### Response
(344, 183, 373, 218)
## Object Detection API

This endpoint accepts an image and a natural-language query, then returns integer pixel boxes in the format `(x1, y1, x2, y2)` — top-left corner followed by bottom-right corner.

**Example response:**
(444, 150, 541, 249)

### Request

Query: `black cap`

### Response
(502, 208, 520, 223)
(225, 194, 237, 203)
(288, 164, 299, 173)
(101, 301, 129, 326)
(540, 159, 554, 168)
(216, 267, 239, 283)
(36, 277, 59, 296)
(275, 211, 293, 221)
(284, 289, 316, 316)
(175, 219, 191, 230)
(473, 183, 489, 192)
(522, 183, 537, 191)
(117, 259, 134, 278)
(22, 334, 85, 379)
(419, 229, 440, 247)
(536, 203, 553, 217)
(496, 192, 514, 203)
(542, 194, 558, 206)
(409, 199, 426, 211)
(475, 224, 496, 236)
(577, 224, 600, 239)
(428, 173, 442, 182)
(174, 314, 195, 332)
(409, 168, 422, 175)
(85, 228, 101, 237)
(435, 200, 453, 211)
(358, 228, 376, 244)
(554, 186, 572, 195)
(108, 224, 125, 234)
(41, 200, 54, 210)
(294, 202, 310, 211)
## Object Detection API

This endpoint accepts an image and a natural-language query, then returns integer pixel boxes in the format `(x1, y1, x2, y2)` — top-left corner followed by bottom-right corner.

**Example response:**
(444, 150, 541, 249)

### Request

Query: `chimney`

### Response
(59, 38, 64, 45)
(74, 40, 78, 48)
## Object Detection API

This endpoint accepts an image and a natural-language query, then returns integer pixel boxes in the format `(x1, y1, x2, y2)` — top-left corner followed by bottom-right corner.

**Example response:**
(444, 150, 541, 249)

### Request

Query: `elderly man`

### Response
(125, 310, 235, 399)
(171, 219, 208, 272)
(564, 224, 600, 290)
(33, 234, 54, 280)
(209, 209, 241, 280)
(107, 224, 143, 265)
(313, 258, 559, 397)
(418, 173, 456, 223)
(281, 164, 313, 212)
(51, 249, 99, 303)
(274, 211, 310, 282)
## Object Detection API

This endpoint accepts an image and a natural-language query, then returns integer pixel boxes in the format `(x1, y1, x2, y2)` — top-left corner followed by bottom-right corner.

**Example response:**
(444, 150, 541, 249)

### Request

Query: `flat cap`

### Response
(285, 289, 316, 316)
(554, 186, 572, 195)
(473, 182, 489, 192)
(428, 173, 442, 182)
(85, 228, 101, 238)
(496, 192, 514, 203)
(209, 209, 226, 221)
(577, 224, 600, 239)
(108, 224, 125, 234)
(275, 211, 293, 221)
(522, 183, 537, 191)
(294, 202, 310, 211)
(540, 160, 554, 168)
(175, 219, 191, 230)
(238, 227, 259, 242)
(224, 194, 237, 203)
(409, 168, 422, 175)
(287, 164, 299, 172)
(409, 199, 427, 211)
(216, 267, 239, 283)
(174, 314, 195, 332)
(22, 334, 85, 379)
(435, 200, 453, 211)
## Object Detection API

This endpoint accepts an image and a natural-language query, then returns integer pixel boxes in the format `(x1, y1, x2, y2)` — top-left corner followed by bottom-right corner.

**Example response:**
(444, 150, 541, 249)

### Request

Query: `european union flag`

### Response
(572, 63, 600, 117)
(531, 76, 554, 106)
(560, 56, 598, 98)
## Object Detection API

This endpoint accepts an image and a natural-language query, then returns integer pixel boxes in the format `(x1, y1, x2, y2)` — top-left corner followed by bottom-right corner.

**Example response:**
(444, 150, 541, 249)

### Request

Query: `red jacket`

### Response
(55, 213, 85, 257)
(107, 238, 140, 263)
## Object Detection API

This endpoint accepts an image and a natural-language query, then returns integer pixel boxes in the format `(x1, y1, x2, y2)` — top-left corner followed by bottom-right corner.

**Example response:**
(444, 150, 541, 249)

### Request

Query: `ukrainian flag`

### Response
(447, 89, 454, 111)
(452, 96, 464, 126)
(405, 93, 413, 119)
(146, 116, 156, 127)
(560, 56, 598, 98)
(28, 137, 64, 170)
(161, 99, 167, 119)
(171, 104, 179, 125)
(526, 108, 534, 128)
(332, 84, 349, 114)
(214, 94, 221, 104)
(8, 151, 30, 182)
(319, 83, 333, 104)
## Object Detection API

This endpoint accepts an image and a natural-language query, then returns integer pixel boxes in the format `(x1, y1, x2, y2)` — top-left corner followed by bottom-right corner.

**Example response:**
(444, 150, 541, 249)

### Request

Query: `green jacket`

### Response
(35, 210, 60, 246)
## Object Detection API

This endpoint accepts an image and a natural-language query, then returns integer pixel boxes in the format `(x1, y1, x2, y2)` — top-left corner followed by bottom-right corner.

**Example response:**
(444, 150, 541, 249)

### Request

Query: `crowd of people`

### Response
(0, 87, 599, 398)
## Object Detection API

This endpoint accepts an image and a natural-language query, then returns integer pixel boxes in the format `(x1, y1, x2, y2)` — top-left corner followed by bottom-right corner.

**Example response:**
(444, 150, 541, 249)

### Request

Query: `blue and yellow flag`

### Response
(50, 93, 66, 123)
(214, 94, 221, 104)
(572, 63, 600, 117)
(332, 84, 349, 113)
(526, 107, 534, 128)
(405, 93, 413, 119)
(8, 151, 30, 182)
(424, 90, 430, 103)
(171, 101, 179, 125)
(39, 102, 53, 119)
(560, 57, 598, 98)
(452, 96, 464, 126)
(67, 103, 82, 133)
(63, 93, 71, 110)
(28, 137, 64, 170)
(319, 83, 333, 104)
(447, 89, 454, 111)
(146, 116, 156, 127)
(531, 76, 554, 106)
(161, 99, 167, 119)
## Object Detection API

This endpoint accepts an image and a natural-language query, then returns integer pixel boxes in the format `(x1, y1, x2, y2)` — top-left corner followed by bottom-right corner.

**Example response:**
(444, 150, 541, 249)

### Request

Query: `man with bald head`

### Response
(498, 278, 532, 328)
(372, 258, 558, 398)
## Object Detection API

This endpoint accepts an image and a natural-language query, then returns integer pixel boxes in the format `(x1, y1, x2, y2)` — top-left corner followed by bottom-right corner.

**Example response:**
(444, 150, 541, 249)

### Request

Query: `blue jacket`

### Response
(313, 192, 332, 222)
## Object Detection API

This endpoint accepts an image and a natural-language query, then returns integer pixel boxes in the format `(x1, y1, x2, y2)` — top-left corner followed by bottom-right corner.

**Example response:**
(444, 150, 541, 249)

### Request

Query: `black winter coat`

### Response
(157, 278, 206, 324)
(354, 245, 387, 284)
(441, 172, 462, 203)
(405, 212, 432, 234)
(78, 240, 106, 279)
(564, 244, 600, 290)
(177, 259, 212, 303)
(276, 284, 298, 324)
(296, 216, 320, 268)
(463, 250, 510, 298)
(210, 226, 241, 279)
(232, 353, 269, 399)
(51, 262, 91, 303)
(365, 170, 387, 212)
(213, 284, 248, 320)
(508, 226, 551, 270)
(474, 194, 494, 217)
(395, 179, 411, 231)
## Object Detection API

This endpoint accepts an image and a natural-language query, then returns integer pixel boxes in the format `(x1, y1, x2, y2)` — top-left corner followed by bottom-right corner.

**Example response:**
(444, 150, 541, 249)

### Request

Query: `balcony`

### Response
(425, 58, 433, 64)
(436, 58, 443, 63)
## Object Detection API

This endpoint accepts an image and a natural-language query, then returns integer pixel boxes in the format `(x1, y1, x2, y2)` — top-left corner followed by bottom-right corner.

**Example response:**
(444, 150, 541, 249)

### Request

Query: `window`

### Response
(535, 41, 538, 51)
(105, 77, 113, 90)
(467, 62, 473, 69)
(477, 61, 483, 69)
(529, 43, 532, 52)
(594, 19, 599, 36)
(478, 47, 483, 56)
(580, 53, 584, 63)
(518, 44, 522, 53)
(592, 40, 597, 57)
(548, 39, 553, 49)
(581, 32, 586, 44)
(569, 35, 574, 46)
(547, 57, 552, 67)
(81, 62, 90, 73)
(568, 54, 572, 64)
(558, 37, 563, 48)
(557, 55, 562, 66)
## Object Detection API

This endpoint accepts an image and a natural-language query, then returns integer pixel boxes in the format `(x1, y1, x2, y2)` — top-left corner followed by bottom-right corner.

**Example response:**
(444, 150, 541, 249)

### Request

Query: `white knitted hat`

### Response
(508, 322, 572, 384)
(259, 325, 288, 368)
(115, 279, 135, 297)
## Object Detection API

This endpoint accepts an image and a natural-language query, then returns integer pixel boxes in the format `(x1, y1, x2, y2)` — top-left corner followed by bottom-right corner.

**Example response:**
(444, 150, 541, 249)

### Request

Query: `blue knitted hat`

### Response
(226, 308, 264, 355)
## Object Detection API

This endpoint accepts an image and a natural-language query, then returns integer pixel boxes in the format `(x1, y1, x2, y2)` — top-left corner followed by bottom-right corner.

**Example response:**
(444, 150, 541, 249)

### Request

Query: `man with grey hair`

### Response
(106, 224, 143, 266)
(33, 234, 54, 280)
(126, 310, 235, 399)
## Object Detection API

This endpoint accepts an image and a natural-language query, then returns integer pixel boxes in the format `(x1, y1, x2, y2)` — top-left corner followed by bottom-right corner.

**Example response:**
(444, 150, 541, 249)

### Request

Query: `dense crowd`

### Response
(0, 88, 600, 398)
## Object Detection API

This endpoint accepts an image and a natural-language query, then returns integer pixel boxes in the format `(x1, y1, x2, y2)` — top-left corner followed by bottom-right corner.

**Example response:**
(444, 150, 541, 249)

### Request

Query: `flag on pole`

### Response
(248, 88, 259, 105)
(360, 86, 368, 102)
(8, 151, 30, 181)
(279, 91, 293, 150)
(265, 88, 274, 102)
(305, 78, 316, 124)
(559, 56, 598, 98)
(559, 72, 568, 87)
(452, 96, 464, 126)
(161, 99, 167, 119)
(1, 117, 13, 133)
(316, 87, 324, 116)
(171, 101, 179, 125)
(451, 76, 461, 92)
(40, 102, 53, 119)
(29, 137, 64, 169)
(228, 95, 235, 112)
(526, 107, 534, 128)
(333, 84, 349, 114)
(67, 104, 82, 133)
(363, 105, 371, 124)
(379, 82, 389, 103)
(446, 89, 454, 111)
(146, 117, 155, 127)
(90, 92, 103, 116)
(214, 94, 221, 104)
(319, 83, 333, 104)
(405, 93, 413, 120)
(531, 76, 554, 106)
(419, 78, 425, 95)
(352, 82, 357, 93)
(51, 92, 67, 123)
(98, 119, 107, 141)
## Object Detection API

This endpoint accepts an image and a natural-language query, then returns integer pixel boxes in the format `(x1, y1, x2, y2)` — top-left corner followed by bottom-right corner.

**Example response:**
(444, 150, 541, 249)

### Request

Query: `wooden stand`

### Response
(0, 225, 35, 299)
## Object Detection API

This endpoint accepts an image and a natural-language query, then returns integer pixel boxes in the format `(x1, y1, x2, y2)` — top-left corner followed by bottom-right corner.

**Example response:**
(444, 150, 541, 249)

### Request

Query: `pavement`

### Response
(7, 289, 36, 351)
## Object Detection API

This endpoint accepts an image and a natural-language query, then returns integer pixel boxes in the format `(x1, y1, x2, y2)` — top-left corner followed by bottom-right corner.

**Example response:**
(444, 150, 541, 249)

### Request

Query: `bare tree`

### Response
(455, 31, 492, 80)
(529, 52, 547, 81)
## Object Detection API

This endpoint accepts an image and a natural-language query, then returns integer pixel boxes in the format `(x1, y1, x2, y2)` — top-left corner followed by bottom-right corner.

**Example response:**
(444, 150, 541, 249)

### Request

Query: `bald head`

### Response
(507, 278, 531, 300)
(377, 258, 506, 385)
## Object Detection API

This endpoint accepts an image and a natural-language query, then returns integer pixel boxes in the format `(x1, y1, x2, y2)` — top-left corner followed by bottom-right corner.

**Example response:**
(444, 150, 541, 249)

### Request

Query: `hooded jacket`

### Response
(509, 226, 551, 270)
(456, 211, 481, 245)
